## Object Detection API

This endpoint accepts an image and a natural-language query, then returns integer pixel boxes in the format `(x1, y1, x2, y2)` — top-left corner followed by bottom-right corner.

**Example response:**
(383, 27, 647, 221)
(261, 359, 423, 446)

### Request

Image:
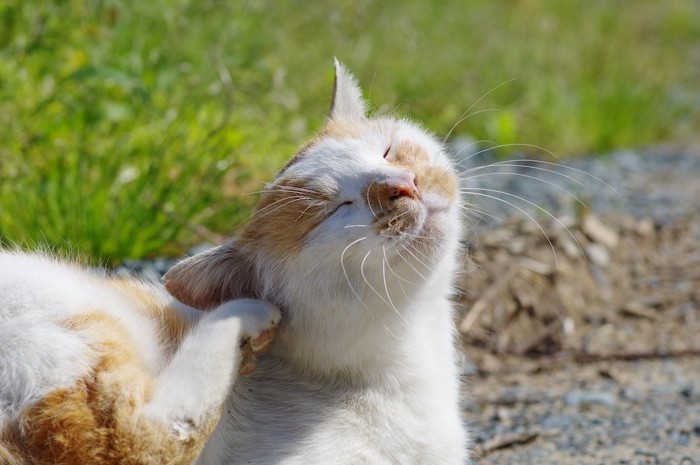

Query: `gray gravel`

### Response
(452, 142, 700, 464)
(452, 137, 700, 224)
(465, 358, 700, 464)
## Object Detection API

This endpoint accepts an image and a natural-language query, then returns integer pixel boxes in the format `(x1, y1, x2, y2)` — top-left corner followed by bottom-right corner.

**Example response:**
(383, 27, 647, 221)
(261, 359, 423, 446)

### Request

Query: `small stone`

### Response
(542, 414, 577, 430)
(586, 243, 610, 267)
(564, 390, 616, 407)
(582, 214, 620, 249)
(634, 217, 655, 236)
(620, 387, 642, 402)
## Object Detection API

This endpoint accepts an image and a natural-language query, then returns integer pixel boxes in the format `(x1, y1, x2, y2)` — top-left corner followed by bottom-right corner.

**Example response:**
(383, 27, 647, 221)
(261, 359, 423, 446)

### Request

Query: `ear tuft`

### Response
(164, 241, 259, 310)
(328, 58, 367, 121)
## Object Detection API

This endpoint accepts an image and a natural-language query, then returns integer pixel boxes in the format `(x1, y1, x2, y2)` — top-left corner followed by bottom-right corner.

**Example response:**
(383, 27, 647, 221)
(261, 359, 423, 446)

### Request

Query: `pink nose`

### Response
(385, 171, 421, 201)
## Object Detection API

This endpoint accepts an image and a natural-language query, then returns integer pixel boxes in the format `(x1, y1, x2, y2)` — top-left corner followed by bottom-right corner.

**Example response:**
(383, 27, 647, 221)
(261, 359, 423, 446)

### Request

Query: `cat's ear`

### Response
(328, 58, 367, 121)
(163, 240, 259, 310)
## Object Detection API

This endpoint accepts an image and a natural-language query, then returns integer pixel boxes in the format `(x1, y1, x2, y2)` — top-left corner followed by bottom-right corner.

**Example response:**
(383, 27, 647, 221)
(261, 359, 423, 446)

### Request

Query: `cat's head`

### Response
(165, 60, 461, 312)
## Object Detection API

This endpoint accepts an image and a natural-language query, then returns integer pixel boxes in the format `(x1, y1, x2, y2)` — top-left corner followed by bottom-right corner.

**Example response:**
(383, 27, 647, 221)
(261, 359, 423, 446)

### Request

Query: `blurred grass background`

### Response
(1, 0, 699, 264)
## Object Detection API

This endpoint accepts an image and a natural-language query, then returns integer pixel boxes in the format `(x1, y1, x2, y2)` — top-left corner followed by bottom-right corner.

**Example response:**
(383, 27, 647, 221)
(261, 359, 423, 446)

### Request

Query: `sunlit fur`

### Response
(0, 252, 281, 464)
(0, 61, 468, 465)
(166, 60, 469, 464)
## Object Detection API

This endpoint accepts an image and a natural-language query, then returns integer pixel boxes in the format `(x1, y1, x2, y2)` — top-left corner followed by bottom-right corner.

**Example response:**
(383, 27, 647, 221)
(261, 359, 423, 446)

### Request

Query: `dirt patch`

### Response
(458, 213, 700, 463)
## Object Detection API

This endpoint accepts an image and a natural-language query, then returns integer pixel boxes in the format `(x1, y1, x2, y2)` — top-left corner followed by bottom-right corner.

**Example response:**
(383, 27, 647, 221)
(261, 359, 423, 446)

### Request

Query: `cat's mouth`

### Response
(376, 195, 451, 245)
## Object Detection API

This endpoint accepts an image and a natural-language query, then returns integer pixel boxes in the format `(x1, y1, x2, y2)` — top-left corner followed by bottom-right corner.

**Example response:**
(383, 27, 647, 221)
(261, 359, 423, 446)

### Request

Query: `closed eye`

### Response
(383, 146, 391, 159)
(330, 200, 354, 215)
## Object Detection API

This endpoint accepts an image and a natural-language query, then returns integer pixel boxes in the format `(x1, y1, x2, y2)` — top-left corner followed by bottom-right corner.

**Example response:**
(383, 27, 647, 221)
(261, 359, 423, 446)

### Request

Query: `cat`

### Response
(0, 59, 468, 464)
(165, 60, 470, 464)
(0, 251, 281, 464)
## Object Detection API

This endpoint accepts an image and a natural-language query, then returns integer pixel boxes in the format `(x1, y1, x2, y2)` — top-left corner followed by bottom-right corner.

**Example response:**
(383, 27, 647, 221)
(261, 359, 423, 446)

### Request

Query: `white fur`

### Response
(0, 251, 281, 442)
(0, 62, 469, 464)
(196, 64, 469, 464)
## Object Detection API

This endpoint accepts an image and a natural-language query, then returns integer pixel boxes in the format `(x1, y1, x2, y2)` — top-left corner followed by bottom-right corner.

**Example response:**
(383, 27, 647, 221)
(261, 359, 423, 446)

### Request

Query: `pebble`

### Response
(564, 390, 616, 407)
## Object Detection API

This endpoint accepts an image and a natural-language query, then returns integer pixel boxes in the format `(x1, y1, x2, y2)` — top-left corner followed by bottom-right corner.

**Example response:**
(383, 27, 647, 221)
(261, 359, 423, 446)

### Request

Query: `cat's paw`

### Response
(217, 299, 281, 376)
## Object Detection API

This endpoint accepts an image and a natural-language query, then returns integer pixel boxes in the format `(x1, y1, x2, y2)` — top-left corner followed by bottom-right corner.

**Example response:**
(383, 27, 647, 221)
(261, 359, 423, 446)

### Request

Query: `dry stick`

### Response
(568, 348, 700, 363)
(473, 431, 539, 457)
(495, 348, 700, 364)
(460, 264, 519, 334)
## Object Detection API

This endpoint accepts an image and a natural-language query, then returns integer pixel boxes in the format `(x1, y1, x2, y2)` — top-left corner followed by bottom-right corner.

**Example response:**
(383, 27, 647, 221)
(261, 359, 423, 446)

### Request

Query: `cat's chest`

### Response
(201, 364, 462, 465)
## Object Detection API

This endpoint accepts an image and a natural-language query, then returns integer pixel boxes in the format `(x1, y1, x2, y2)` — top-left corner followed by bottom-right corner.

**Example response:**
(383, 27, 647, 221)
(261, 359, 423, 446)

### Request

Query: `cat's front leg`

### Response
(142, 298, 281, 441)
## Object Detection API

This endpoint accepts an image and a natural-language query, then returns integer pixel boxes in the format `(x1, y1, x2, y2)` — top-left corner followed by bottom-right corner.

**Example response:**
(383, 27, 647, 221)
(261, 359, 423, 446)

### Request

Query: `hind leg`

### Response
(11, 299, 280, 465)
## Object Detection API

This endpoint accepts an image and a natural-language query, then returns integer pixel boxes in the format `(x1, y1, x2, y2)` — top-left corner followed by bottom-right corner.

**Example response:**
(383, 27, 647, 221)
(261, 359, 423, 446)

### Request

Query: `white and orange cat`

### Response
(0, 61, 469, 464)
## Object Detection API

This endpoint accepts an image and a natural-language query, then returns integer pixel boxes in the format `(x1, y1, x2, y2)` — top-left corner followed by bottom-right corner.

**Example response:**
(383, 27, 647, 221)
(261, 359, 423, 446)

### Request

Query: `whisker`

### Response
(381, 255, 406, 324)
(340, 236, 371, 311)
(344, 224, 369, 229)
(464, 171, 587, 207)
(248, 196, 312, 222)
(398, 246, 427, 281)
(366, 181, 379, 219)
(450, 139, 495, 162)
(404, 240, 436, 264)
(443, 108, 500, 146)
(460, 202, 504, 225)
(459, 143, 564, 164)
(246, 185, 319, 197)
(383, 244, 417, 285)
(401, 242, 432, 270)
(245, 196, 309, 222)
(396, 230, 435, 241)
(461, 158, 620, 195)
(295, 200, 324, 222)
(459, 188, 563, 266)
(360, 250, 393, 309)
(442, 78, 518, 144)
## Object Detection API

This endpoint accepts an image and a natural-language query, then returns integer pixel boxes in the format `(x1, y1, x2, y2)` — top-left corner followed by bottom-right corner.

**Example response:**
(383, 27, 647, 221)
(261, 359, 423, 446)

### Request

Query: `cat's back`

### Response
(1, 251, 104, 320)
(0, 250, 168, 330)
(0, 251, 167, 430)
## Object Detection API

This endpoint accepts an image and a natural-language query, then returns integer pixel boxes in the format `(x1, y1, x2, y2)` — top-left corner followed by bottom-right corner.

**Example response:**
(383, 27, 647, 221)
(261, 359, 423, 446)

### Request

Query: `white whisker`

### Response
(461, 158, 620, 195)
(295, 200, 323, 221)
(404, 239, 436, 264)
(366, 181, 379, 219)
(360, 250, 401, 313)
(383, 245, 417, 285)
(459, 189, 562, 266)
(443, 78, 518, 144)
(381, 255, 406, 324)
(401, 242, 432, 270)
(249, 196, 311, 222)
(464, 171, 587, 207)
(340, 236, 370, 311)
(397, 246, 427, 280)
(460, 202, 504, 225)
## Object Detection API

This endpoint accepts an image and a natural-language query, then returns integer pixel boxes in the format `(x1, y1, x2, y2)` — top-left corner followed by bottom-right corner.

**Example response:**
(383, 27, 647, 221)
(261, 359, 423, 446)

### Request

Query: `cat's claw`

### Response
(239, 327, 278, 375)
(219, 299, 281, 376)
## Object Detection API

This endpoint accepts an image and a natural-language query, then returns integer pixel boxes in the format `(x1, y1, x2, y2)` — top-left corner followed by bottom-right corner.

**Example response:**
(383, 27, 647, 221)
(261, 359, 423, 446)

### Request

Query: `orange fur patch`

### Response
(241, 177, 334, 257)
(390, 140, 458, 201)
(107, 278, 191, 354)
(3, 311, 214, 465)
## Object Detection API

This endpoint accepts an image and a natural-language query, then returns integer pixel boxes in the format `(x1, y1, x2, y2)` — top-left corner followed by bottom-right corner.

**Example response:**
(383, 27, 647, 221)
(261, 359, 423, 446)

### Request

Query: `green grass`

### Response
(1, 0, 699, 264)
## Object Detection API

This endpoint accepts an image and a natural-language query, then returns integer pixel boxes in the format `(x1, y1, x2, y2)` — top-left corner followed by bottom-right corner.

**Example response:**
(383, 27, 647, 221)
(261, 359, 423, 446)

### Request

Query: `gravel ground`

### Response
(452, 143, 700, 464)
(117, 145, 700, 464)
(465, 358, 700, 464)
